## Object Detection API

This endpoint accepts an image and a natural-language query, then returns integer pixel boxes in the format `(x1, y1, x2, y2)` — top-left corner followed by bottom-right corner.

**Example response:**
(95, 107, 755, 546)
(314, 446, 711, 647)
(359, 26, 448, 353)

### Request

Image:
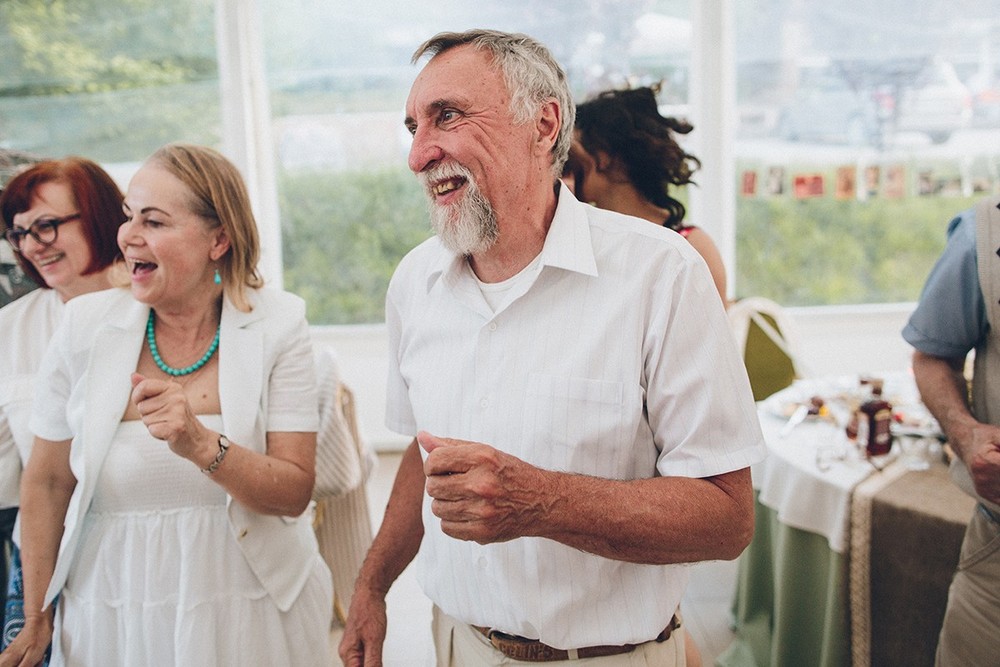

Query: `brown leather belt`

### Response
(472, 614, 679, 662)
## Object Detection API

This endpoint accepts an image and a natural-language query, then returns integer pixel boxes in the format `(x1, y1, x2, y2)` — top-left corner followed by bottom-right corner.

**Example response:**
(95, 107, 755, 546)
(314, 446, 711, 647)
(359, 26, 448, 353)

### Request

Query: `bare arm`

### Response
(339, 439, 425, 667)
(420, 432, 754, 563)
(533, 467, 752, 563)
(912, 350, 973, 438)
(0, 438, 76, 667)
(200, 430, 316, 516)
(684, 227, 729, 307)
(130, 374, 315, 516)
(912, 350, 1000, 505)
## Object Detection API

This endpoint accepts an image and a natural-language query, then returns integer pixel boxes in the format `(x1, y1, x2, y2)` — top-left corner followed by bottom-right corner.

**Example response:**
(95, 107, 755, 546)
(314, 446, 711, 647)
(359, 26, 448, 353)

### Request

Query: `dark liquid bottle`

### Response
(859, 380, 893, 457)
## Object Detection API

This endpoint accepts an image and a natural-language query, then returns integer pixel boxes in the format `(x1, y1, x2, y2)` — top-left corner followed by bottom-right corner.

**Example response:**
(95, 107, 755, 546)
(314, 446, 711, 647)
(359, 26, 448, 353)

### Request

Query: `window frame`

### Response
(218, 0, 917, 450)
(220, 0, 740, 297)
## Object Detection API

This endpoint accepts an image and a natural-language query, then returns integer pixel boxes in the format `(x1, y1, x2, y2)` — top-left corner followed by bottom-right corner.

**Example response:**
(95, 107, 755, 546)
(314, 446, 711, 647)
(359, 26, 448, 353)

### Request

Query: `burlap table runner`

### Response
(850, 460, 976, 666)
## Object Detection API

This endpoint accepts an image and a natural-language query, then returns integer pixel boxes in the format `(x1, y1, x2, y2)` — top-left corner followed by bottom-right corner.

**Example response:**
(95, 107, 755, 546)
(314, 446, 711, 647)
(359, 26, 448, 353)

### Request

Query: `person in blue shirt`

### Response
(903, 197, 1000, 666)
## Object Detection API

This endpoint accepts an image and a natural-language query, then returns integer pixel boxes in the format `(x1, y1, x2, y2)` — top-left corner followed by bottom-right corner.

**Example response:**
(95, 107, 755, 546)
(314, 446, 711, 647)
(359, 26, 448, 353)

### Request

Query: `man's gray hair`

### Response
(412, 29, 574, 178)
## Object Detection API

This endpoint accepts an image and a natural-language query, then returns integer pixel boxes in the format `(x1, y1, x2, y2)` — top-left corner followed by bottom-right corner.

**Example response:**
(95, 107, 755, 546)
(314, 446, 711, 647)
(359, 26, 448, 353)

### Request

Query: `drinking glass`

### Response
(898, 436, 931, 471)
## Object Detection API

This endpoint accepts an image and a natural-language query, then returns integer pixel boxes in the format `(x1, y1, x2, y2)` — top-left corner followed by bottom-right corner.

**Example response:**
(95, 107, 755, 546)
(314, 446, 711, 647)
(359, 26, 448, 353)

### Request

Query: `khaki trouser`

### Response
(936, 505, 1000, 666)
(432, 606, 685, 666)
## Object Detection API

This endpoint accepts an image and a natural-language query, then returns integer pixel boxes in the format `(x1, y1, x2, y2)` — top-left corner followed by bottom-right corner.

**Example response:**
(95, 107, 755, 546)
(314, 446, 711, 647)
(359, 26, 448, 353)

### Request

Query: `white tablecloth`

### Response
(752, 373, 923, 553)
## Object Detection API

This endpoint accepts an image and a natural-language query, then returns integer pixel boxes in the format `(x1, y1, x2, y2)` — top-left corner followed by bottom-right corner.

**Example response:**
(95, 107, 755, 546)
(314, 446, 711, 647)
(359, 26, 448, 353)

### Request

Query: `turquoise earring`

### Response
(213, 269, 221, 285)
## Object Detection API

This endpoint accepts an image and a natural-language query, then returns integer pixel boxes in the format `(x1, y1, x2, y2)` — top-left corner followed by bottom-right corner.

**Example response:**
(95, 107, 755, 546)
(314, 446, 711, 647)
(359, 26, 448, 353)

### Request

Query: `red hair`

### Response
(0, 157, 124, 288)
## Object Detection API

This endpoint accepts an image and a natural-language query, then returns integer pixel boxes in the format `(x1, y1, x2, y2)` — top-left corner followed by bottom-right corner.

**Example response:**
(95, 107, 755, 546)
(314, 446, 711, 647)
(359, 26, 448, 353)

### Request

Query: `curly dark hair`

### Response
(574, 85, 700, 230)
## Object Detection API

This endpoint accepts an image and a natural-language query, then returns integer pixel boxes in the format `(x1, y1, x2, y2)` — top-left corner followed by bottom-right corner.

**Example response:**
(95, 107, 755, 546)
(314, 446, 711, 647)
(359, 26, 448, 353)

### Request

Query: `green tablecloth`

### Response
(717, 492, 851, 667)
(719, 464, 975, 667)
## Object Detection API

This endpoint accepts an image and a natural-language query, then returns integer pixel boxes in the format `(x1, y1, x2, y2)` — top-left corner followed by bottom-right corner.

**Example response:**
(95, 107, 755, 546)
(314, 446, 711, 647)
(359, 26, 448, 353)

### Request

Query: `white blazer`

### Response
(30, 287, 321, 611)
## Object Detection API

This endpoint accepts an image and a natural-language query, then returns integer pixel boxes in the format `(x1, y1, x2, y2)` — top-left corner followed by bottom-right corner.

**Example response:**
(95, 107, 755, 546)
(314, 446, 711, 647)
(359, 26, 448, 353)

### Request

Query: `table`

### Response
(717, 375, 975, 667)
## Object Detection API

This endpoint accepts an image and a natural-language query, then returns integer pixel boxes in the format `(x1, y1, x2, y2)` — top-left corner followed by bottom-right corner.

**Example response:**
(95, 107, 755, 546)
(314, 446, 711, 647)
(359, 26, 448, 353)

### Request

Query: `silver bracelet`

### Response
(201, 434, 230, 474)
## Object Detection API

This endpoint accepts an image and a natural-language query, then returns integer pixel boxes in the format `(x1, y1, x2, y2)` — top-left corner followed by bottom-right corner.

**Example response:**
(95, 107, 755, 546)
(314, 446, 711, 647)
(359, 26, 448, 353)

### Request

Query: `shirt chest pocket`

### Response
(524, 373, 633, 476)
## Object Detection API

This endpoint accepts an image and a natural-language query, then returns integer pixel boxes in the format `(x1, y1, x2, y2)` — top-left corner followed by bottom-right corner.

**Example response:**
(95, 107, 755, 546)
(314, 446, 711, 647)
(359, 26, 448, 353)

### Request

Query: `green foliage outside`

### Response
(2, 0, 984, 325)
(0, 0, 219, 162)
(278, 161, 972, 324)
(734, 173, 974, 305)
(279, 167, 433, 324)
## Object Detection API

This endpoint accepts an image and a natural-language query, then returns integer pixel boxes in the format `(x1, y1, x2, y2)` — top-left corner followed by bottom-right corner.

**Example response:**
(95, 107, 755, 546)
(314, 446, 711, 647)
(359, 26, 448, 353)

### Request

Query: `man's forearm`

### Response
(912, 350, 976, 455)
(528, 467, 754, 564)
(355, 439, 425, 597)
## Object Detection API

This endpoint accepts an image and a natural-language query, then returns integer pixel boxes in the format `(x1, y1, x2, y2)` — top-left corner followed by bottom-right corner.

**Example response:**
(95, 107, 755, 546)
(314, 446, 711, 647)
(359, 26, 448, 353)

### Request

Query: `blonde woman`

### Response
(2, 144, 332, 666)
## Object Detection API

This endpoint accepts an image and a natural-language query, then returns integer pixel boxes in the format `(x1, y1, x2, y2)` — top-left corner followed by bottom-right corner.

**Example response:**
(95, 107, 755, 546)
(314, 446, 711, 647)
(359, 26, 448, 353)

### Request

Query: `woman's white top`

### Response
(0, 288, 64, 509)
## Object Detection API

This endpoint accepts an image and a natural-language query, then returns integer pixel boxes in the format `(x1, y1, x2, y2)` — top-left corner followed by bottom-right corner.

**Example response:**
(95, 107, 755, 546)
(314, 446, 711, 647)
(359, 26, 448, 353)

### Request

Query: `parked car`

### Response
(960, 63, 1000, 127)
(971, 84, 1000, 126)
(775, 62, 887, 146)
(893, 59, 972, 143)
(775, 58, 971, 146)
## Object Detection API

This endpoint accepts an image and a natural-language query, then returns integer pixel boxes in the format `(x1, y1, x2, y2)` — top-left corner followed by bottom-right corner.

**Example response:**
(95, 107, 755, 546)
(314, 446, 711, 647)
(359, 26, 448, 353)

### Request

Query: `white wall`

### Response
(788, 303, 917, 379)
(313, 302, 918, 452)
(311, 325, 409, 451)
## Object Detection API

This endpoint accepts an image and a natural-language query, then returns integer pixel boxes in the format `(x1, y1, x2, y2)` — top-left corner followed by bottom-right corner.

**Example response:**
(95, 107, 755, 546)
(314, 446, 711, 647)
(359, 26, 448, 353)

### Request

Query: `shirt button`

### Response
(477, 556, 488, 569)
(480, 398, 489, 408)
(489, 322, 497, 331)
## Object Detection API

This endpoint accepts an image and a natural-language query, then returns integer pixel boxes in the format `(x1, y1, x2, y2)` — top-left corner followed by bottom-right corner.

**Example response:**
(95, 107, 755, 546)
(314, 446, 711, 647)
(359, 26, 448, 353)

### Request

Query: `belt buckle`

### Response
(485, 629, 566, 662)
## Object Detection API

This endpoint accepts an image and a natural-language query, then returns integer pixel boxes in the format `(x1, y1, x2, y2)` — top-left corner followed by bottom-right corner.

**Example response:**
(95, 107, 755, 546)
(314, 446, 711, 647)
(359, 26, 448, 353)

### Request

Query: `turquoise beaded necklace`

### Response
(146, 310, 220, 377)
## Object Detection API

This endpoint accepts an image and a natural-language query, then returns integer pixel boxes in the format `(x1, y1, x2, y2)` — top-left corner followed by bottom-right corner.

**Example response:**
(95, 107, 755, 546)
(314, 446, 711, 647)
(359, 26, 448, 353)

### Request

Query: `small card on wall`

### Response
(793, 173, 824, 198)
(883, 164, 906, 199)
(835, 166, 857, 200)
(863, 165, 881, 199)
(766, 166, 785, 196)
(741, 170, 758, 196)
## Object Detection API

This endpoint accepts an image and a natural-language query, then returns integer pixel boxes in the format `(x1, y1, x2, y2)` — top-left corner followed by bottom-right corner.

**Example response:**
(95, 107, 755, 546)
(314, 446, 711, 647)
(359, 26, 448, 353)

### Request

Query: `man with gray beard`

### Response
(340, 29, 765, 667)
(421, 162, 498, 256)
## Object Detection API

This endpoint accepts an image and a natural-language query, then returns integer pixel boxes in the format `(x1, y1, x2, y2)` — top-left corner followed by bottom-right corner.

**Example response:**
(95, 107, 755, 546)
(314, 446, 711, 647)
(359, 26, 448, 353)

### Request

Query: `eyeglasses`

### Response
(4, 213, 81, 253)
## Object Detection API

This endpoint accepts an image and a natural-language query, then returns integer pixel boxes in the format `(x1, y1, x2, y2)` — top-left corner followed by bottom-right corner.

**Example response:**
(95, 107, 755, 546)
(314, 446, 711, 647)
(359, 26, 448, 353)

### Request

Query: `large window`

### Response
(0, 0, 220, 307)
(258, 0, 694, 324)
(733, 1, 1000, 305)
(4, 1, 999, 320)
(0, 1, 219, 164)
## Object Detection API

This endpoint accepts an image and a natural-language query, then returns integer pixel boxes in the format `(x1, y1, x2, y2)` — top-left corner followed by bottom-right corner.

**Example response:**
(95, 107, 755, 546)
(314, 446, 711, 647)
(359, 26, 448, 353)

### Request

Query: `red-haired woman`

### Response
(0, 157, 123, 653)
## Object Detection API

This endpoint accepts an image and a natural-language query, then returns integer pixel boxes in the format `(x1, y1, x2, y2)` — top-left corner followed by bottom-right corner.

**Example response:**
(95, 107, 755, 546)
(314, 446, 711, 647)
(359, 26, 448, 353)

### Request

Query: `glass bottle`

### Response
(844, 377, 894, 459)
(859, 379, 893, 457)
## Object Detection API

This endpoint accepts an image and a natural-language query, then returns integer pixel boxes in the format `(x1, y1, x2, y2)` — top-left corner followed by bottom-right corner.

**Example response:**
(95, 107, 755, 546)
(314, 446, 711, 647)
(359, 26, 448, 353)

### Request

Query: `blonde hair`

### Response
(145, 143, 263, 311)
